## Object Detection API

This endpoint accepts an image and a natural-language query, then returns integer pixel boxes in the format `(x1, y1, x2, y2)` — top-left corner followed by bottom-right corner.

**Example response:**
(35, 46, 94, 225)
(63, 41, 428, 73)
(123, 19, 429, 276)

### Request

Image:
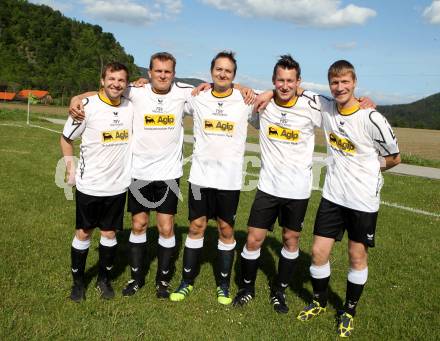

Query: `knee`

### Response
(100, 229, 116, 239)
(76, 228, 92, 241)
(158, 225, 174, 239)
(132, 216, 148, 234)
(246, 233, 264, 251)
(218, 223, 234, 242)
(282, 230, 300, 252)
(311, 244, 329, 266)
(157, 216, 175, 238)
(349, 250, 368, 270)
(189, 219, 206, 238)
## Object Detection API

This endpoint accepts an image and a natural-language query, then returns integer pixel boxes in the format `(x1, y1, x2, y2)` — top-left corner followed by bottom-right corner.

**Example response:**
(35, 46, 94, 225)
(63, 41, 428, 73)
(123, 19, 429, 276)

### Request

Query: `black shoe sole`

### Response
(70, 294, 85, 303)
(156, 291, 170, 299)
(273, 305, 289, 314)
(96, 283, 115, 300)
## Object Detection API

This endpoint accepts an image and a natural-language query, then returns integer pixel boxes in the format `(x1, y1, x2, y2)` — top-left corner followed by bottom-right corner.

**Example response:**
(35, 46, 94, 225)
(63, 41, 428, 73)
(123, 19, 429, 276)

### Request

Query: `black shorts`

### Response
(188, 183, 240, 226)
(128, 178, 180, 215)
(247, 189, 309, 232)
(75, 190, 126, 231)
(313, 198, 378, 247)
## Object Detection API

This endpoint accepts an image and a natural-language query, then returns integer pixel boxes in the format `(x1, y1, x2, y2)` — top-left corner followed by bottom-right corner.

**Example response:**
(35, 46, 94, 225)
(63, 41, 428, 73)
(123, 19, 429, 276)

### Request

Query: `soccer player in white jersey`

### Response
(232, 55, 321, 313)
(122, 52, 193, 299)
(169, 51, 255, 305)
(61, 62, 133, 302)
(69, 52, 194, 299)
(296, 60, 400, 338)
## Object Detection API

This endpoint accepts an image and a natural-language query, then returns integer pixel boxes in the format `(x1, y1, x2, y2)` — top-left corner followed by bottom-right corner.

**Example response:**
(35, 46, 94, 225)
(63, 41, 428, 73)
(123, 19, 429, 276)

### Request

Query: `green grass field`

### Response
(1, 110, 439, 340)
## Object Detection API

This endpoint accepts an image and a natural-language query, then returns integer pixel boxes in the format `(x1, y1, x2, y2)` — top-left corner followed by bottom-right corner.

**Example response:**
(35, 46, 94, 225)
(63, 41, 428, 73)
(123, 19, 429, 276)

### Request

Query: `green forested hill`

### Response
(378, 92, 440, 130)
(0, 0, 140, 98)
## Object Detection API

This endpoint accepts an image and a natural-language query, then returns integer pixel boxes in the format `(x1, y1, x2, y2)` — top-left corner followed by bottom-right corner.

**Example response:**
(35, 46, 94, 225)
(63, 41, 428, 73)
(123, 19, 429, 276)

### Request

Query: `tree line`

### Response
(378, 92, 440, 130)
(0, 0, 140, 100)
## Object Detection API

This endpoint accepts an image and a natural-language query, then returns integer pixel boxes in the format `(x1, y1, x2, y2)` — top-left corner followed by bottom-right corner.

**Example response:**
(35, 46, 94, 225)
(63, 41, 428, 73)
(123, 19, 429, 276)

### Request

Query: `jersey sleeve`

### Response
(247, 107, 260, 129)
(303, 91, 323, 128)
(123, 85, 134, 100)
(124, 84, 146, 101)
(176, 82, 194, 100)
(184, 96, 194, 116)
(176, 82, 195, 116)
(367, 111, 399, 156)
(62, 116, 85, 140)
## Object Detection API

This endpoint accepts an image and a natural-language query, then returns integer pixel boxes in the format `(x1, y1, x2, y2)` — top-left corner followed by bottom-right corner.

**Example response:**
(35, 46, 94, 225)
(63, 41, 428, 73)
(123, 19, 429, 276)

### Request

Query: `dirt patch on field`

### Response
(0, 102, 68, 117)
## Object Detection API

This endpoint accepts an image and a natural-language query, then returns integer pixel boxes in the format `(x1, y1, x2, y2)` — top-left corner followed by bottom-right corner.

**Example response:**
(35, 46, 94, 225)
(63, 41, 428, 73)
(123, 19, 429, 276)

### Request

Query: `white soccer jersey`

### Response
(186, 89, 253, 190)
(125, 82, 193, 181)
(62, 94, 133, 196)
(258, 90, 322, 199)
(320, 97, 399, 212)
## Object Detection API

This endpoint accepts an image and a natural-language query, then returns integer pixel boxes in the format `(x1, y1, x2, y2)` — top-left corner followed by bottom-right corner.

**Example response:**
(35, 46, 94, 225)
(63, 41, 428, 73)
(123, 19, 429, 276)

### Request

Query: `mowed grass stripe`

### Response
(0, 121, 439, 340)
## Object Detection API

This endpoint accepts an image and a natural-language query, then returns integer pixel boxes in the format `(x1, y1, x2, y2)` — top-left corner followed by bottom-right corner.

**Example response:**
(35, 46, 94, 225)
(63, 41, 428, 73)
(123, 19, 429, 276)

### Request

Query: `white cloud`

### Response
(156, 0, 183, 16)
(80, 0, 182, 25)
(423, 1, 440, 24)
(235, 74, 272, 91)
(360, 91, 423, 105)
(80, 1, 159, 24)
(200, 0, 376, 28)
(333, 41, 357, 50)
(302, 81, 330, 93)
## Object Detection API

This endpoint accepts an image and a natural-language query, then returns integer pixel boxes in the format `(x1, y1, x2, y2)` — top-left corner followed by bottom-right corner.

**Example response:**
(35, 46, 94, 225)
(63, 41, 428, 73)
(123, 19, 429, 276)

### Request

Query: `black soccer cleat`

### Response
(122, 279, 144, 297)
(96, 279, 115, 300)
(232, 288, 255, 307)
(156, 281, 171, 299)
(270, 290, 289, 314)
(70, 282, 86, 303)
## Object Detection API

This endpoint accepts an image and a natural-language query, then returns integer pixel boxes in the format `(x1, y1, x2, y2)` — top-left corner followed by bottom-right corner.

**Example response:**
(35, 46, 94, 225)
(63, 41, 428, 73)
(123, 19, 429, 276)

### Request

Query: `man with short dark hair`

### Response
(297, 60, 400, 338)
(169, 51, 256, 305)
(61, 62, 133, 302)
(232, 55, 321, 313)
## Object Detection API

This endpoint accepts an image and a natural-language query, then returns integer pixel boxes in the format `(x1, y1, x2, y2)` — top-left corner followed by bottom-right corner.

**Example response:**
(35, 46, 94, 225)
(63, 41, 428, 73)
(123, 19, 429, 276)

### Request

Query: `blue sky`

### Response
(30, 0, 440, 104)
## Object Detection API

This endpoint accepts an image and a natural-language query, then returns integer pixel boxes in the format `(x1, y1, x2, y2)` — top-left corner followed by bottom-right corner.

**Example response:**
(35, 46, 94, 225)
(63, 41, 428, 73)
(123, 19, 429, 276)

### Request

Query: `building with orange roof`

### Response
(0, 92, 16, 101)
(16, 90, 52, 104)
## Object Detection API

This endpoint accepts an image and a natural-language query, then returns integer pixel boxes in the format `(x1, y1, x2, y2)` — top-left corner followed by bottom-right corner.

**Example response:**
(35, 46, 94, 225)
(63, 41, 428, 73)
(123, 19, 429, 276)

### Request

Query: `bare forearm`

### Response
(60, 135, 74, 157)
(380, 153, 401, 171)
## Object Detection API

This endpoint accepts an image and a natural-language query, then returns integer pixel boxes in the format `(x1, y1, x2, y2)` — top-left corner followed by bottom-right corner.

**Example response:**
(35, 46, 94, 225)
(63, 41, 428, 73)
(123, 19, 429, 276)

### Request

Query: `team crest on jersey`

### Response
(267, 125, 300, 142)
(204, 119, 234, 134)
(215, 102, 225, 115)
(328, 132, 356, 154)
(101, 129, 129, 143)
(280, 112, 288, 125)
(144, 114, 175, 127)
(153, 99, 164, 113)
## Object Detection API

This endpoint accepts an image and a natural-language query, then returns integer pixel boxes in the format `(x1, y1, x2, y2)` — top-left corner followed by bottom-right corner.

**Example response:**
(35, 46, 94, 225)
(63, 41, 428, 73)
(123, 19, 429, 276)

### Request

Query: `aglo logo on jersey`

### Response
(328, 132, 356, 154)
(203, 119, 235, 134)
(144, 114, 175, 126)
(267, 125, 300, 142)
(101, 129, 129, 143)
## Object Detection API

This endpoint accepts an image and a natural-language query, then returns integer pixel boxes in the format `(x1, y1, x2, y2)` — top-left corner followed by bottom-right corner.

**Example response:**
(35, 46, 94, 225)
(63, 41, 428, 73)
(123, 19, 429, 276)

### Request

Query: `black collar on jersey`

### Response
(274, 95, 298, 108)
(211, 88, 233, 98)
(98, 89, 121, 106)
(337, 102, 361, 116)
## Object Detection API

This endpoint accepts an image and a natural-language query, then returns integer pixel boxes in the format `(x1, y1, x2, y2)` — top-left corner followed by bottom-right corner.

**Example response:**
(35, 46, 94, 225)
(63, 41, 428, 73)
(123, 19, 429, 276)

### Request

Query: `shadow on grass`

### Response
(83, 223, 343, 310)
